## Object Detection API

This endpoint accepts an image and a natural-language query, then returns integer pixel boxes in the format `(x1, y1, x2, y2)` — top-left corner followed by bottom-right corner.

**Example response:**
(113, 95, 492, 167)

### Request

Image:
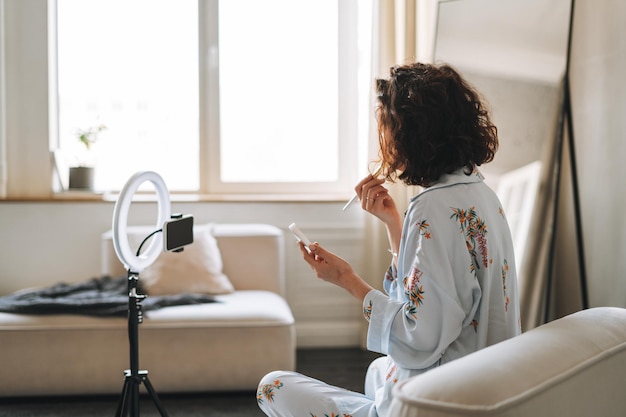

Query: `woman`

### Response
(257, 62, 521, 417)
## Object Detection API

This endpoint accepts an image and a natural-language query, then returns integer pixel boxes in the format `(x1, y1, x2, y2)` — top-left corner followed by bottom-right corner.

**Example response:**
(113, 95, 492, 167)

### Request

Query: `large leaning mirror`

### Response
(433, 0, 573, 329)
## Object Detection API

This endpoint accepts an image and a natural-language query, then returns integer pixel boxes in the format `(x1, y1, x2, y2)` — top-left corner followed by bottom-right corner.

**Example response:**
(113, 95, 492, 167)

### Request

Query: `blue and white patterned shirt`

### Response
(363, 168, 521, 415)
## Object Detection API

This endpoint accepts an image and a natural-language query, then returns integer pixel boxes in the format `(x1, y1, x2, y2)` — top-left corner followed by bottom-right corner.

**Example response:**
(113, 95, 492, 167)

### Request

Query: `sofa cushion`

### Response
(140, 224, 235, 296)
(0, 290, 292, 331)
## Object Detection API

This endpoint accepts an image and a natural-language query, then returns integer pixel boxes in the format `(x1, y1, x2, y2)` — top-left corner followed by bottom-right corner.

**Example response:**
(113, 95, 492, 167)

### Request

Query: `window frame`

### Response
(199, 0, 360, 196)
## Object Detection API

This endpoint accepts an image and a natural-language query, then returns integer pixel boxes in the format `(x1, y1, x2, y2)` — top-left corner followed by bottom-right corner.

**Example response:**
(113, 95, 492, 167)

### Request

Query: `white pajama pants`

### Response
(257, 356, 392, 417)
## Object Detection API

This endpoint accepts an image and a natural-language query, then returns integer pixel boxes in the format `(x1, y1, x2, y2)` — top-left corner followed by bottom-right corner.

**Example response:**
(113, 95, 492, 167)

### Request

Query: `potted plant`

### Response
(68, 124, 107, 191)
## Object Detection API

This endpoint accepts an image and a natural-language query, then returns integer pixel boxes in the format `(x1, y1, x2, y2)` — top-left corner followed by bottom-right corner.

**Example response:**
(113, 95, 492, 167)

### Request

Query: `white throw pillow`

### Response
(139, 224, 234, 295)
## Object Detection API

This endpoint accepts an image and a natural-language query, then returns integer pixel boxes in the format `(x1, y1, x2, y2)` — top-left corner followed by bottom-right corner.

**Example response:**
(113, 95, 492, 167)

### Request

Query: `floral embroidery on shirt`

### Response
(450, 206, 489, 269)
(471, 319, 479, 332)
(384, 265, 395, 282)
(403, 267, 425, 318)
(406, 266, 423, 287)
(385, 363, 398, 383)
(416, 219, 432, 239)
(309, 413, 353, 417)
(256, 379, 283, 405)
(363, 300, 373, 322)
(502, 259, 510, 312)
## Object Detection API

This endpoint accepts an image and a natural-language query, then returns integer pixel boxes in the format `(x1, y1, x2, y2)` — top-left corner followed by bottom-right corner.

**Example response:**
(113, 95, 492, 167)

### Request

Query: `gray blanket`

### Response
(0, 275, 216, 317)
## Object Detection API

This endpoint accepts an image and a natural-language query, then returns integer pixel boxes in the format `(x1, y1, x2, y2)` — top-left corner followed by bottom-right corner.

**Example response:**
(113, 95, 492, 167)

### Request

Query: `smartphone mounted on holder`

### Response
(163, 214, 194, 252)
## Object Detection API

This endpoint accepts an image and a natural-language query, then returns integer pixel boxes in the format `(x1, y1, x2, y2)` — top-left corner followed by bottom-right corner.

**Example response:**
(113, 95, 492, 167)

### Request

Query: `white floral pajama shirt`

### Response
(258, 168, 521, 417)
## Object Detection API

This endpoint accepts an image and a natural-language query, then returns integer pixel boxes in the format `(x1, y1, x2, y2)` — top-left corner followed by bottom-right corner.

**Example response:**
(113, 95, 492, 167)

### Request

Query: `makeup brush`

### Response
(342, 164, 383, 211)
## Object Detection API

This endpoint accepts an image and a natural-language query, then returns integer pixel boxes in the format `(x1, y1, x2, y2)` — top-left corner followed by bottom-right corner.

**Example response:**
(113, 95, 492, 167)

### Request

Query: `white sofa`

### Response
(0, 223, 295, 397)
(389, 306, 626, 417)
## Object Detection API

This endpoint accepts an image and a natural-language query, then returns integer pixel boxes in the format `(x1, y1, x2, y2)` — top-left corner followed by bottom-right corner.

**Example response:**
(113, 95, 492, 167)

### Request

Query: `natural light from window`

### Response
(218, 0, 338, 183)
(57, 0, 199, 192)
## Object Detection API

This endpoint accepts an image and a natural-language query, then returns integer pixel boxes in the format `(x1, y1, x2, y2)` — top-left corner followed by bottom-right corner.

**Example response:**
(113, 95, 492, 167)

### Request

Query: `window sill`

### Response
(3, 191, 353, 204)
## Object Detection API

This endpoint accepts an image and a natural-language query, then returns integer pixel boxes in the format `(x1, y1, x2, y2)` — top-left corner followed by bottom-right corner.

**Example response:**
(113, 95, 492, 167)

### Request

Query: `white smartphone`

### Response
(288, 222, 312, 252)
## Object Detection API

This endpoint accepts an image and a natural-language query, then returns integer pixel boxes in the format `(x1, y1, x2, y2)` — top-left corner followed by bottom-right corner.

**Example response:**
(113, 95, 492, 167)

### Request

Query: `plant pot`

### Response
(68, 166, 95, 191)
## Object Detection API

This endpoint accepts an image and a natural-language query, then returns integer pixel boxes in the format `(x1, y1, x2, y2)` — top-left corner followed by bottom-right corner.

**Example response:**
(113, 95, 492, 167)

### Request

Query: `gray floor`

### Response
(0, 348, 382, 417)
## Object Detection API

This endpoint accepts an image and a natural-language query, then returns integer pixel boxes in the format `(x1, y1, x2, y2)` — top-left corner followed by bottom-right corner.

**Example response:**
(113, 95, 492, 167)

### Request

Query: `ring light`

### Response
(112, 171, 171, 273)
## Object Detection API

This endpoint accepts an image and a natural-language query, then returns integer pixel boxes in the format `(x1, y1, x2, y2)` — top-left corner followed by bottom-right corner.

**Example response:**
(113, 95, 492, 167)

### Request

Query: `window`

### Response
(54, 0, 368, 195)
(56, 0, 200, 192)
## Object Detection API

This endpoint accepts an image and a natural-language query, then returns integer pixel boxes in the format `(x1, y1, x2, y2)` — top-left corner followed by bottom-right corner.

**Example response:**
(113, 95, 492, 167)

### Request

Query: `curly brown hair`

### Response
(375, 62, 498, 187)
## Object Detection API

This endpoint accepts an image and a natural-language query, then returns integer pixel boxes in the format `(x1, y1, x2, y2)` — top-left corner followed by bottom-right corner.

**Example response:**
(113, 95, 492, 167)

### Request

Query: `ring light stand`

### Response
(112, 171, 171, 417)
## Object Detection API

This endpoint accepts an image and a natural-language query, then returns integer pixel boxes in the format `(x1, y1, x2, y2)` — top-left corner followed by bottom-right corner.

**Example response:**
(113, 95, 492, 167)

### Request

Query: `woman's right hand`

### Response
(355, 173, 403, 266)
(354, 174, 400, 226)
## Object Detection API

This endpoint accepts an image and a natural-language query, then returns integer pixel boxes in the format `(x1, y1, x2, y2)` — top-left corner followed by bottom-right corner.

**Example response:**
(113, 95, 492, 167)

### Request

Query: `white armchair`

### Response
(389, 307, 626, 417)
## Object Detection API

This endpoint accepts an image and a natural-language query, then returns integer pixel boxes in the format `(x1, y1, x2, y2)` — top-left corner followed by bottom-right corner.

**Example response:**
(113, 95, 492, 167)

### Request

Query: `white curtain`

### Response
(359, 0, 439, 345)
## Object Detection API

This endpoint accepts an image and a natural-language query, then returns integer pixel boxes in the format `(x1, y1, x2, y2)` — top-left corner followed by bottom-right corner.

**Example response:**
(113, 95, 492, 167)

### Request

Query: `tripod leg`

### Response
(141, 374, 170, 417)
(130, 377, 140, 417)
(116, 375, 130, 417)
